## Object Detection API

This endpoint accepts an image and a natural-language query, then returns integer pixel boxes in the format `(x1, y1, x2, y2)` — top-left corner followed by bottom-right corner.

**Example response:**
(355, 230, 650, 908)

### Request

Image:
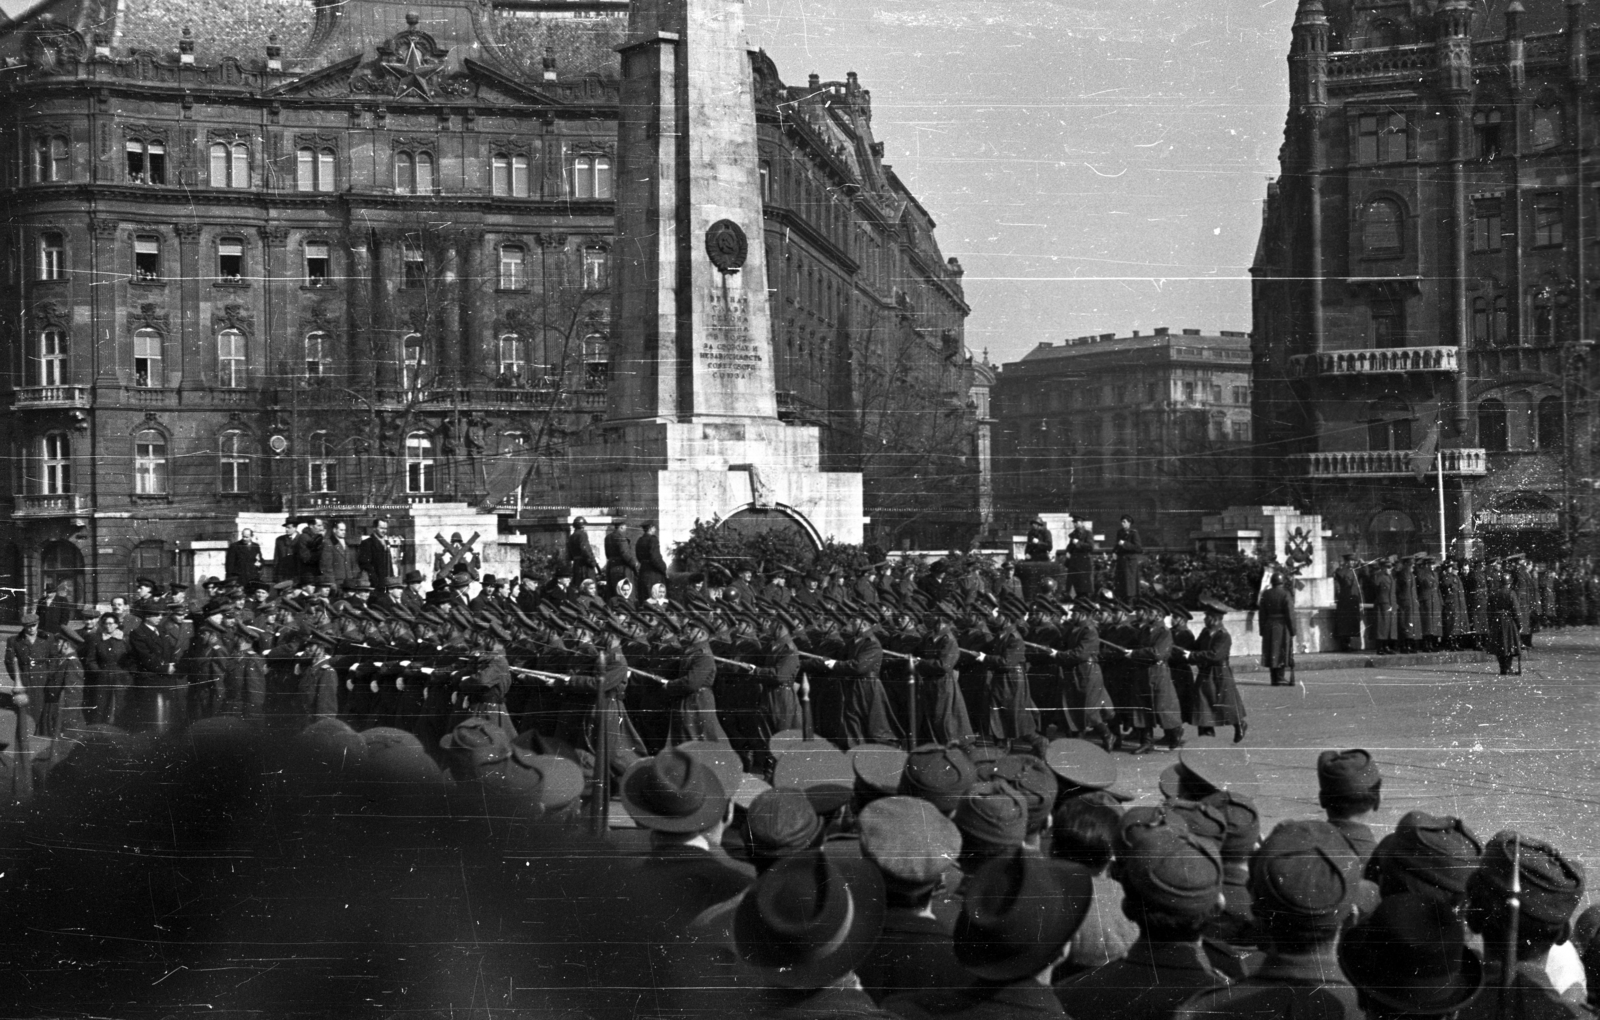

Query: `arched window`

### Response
(131, 539, 168, 588)
(1537, 395, 1563, 450)
(219, 431, 251, 493)
(38, 231, 64, 281)
(395, 151, 414, 194)
(402, 332, 425, 389)
(499, 244, 525, 290)
(133, 328, 161, 387)
(1533, 101, 1563, 150)
(134, 429, 168, 494)
(584, 331, 609, 388)
(305, 331, 329, 378)
(570, 154, 612, 199)
(416, 151, 434, 193)
(209, 142, 249, 188)
(1366, 397, 1413, 451)
(1367, 509, 1416, 559)
(1478, 398, 1508, 452)
(497, 334, 526, 380)
(217, 329, 246, 387)
(405, 432, 435, 493)
(307, 431, 337, 493)
(38, 329, 65, 387)
(1363, 198, 1403, 256)
(39, 432, 70, 495)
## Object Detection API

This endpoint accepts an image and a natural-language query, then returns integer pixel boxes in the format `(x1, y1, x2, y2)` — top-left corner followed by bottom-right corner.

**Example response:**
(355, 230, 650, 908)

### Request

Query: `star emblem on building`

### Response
(381, 37, 443, 99)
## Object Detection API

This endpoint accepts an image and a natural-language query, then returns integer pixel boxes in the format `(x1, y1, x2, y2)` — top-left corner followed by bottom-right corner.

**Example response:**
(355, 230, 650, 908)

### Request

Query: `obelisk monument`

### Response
(575, 0, 864, 545)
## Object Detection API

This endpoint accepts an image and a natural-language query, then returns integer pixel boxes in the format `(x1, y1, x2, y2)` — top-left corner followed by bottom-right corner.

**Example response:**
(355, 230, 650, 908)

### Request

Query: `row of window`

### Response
(1362, 396, 1562, 453)
(1351, 104, 1562, 165)
(1361, 192, 1565, 257)
(1361, 290, 1564, 349)
(32, 232, 608, 290)
(32, 327, 611, 389)
(29, 428, 516, 497)
(31, 134, 612, 198)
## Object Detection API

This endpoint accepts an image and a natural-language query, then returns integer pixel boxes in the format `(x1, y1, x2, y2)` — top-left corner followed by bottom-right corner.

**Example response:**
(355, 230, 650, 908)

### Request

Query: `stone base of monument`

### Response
(573, 419, 864, 547)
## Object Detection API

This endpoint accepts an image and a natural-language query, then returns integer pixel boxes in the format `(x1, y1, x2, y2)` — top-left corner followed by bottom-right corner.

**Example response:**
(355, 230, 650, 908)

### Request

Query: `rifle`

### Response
(509, 665, 568, 685)
(714, 655, 757, 673)
(629, 666, 671, 685)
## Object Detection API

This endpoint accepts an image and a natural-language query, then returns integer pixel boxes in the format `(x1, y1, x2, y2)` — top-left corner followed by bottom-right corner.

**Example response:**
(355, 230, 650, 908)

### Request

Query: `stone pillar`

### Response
(373, 232, 401, 390)
(175, 221, 203, 387)
(348, 234, 375, 390)
(263, 226, 290, 386)
(1439, 0, 1474, 433)
(90, 218, 120, 384)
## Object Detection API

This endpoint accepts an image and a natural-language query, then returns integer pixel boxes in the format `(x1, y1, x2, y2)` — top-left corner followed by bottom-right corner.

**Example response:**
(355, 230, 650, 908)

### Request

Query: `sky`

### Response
(744, 0, 1294, 367)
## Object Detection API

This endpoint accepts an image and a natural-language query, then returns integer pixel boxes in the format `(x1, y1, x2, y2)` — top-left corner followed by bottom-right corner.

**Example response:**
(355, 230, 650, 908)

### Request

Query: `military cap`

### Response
(449, 573, 472, 590)
(994, 753, 1058, 834)
(1317, 748, 1381, 799)
(1164, 798, 1228, 850)
(1475, 830, 1585, 925)
(1159, 746, 1258, 801)
(1250, 820, 1359, 923)
(1339, 893, 1485, 1016)
(734, 849, 886, 990)
(134, 576, 158, 590)
(744, 786, 823, 862)
(849, 743, 907, 799)
(772, 746, 855, 815)
(1115, 812, 1225, 916)
(55, 622, 85, 646)
(197, 596, 232, 619)
(619, 747, 729, 834)
(1382, 811, 1483, 898)
(857, 796, 961, 887)
(955, 780, 1030, 857)
(1044, 738, 1117, 791)
(245, 580, 270, 595)
(954, 850, 1093, 983)
(898, 743, 978, 814)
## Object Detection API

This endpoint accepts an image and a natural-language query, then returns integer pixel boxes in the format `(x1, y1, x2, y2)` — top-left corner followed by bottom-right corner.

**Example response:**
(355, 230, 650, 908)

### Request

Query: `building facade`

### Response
(1253, 0, 1600, 561)
(993, 328, 1254, 551)
(0, 0, 978, 603)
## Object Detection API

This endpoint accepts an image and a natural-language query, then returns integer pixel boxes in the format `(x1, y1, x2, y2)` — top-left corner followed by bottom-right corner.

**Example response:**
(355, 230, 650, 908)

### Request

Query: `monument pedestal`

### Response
(576, 418, 863, 545)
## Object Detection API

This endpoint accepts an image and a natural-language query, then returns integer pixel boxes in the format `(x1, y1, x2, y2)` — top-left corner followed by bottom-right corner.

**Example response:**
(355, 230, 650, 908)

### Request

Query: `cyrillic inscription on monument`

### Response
(701, 286, 762, 381)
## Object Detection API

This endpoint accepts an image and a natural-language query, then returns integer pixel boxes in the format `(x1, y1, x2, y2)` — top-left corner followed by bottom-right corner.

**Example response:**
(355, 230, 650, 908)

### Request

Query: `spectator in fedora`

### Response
(727, 849, 896, 1018)
(619, 747, 750, 926)
(1340, 893, 1485, 1020)
(1057, 808, 1227, 1020)
(1174, 820, 1365, 1020)
(886, 849, 1094, 1018)
(854, 796, 965, 1004)
(1319, 749, 1383, 868)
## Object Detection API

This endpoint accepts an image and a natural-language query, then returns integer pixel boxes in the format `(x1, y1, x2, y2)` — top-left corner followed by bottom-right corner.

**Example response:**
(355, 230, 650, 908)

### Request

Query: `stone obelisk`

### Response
(575, 0, 863, 545)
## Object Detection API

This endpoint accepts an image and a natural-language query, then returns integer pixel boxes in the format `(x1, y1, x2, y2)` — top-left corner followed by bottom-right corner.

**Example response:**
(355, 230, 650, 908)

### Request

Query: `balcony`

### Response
(1290, 346, 1459, 378)
(1293, 448, 1489, 478)
(13, 385, 89, 409)
(13, 493, 89, 518)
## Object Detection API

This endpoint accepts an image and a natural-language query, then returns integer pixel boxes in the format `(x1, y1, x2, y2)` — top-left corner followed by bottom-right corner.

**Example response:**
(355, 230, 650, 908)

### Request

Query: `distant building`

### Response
(1253, 0, 1600, 560)
(0, 0, 978, 603)
(993, 328, 1254, 551)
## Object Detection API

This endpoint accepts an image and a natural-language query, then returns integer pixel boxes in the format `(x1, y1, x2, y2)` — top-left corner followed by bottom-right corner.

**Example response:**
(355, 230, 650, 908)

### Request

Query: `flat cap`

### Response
(1476, 830, 1584, 925)
(899, 744, 978, 814)
(858, 795, 962, 886)
(744, 786, 823, 860)
(1318, 748, 1381, 799)
(850, 744, 908, 798)
(773, 747, 855, 815)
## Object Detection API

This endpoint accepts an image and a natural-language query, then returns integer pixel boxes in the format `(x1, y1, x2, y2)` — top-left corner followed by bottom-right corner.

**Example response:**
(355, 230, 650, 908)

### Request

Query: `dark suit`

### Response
(126, 622, 182, 731)
(1332, 565, 1362, 647)
(604, 528, 639, 579)
(1066, 528, 1097, 597)
(1258, 584, 1296, 684)
(272, 533, 299, 583)
(225, 539, 262, 583)
(636, 533, 668, 596)
(319, 537, 356, 586)
(357, 534, 394, 583)
(567, 529, 599, 584)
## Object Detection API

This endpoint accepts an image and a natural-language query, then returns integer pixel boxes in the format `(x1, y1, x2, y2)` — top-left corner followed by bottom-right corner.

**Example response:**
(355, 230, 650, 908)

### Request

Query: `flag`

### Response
(476, 451, 537, 513)
(1410, 420, 1439, 482)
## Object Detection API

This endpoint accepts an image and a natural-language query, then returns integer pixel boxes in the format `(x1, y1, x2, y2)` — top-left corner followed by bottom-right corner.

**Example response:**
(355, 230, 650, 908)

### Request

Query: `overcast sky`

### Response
(745, 0, 1292, 366)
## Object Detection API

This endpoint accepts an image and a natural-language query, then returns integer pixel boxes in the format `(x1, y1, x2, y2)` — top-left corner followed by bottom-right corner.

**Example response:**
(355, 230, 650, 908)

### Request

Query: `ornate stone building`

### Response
(1253, 0, 1600, 560)
(993, 329, 1254, 551)
(0, 0, 976, 602)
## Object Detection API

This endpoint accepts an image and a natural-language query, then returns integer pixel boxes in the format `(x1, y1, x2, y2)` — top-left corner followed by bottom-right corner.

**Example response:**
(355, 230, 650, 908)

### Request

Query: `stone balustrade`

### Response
(1290, 346, 1458, 377)
(1293, 448, 1488, 478)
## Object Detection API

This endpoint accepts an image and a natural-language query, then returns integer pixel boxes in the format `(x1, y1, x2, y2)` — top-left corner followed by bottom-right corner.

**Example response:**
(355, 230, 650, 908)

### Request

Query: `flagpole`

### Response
(1438, 446, 1447, 561)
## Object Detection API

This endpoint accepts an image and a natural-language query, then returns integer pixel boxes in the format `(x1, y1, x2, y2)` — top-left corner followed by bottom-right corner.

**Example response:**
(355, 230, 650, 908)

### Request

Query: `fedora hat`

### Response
(954, 849, 1093, 982)
(1339, 892, 1484, 1016)
(734, 849, 886, 990)
(619, 746, 729, 833)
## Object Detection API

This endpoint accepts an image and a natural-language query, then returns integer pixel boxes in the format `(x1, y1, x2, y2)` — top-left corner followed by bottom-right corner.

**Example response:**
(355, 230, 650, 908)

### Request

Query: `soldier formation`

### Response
(2, 517, 1597, 1018)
